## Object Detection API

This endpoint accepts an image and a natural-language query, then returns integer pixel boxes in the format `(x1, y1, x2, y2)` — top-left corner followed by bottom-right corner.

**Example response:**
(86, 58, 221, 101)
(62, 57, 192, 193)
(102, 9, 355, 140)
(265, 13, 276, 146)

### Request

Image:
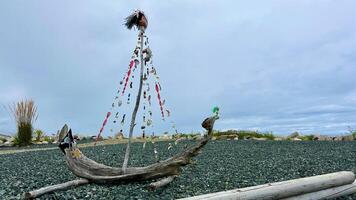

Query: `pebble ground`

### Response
(0, 140, 355, 199)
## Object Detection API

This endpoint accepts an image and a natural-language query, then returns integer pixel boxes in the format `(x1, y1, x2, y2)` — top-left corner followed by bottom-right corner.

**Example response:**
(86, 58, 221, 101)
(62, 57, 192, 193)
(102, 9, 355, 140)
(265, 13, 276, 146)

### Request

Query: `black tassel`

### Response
(124, 10, 148, 30)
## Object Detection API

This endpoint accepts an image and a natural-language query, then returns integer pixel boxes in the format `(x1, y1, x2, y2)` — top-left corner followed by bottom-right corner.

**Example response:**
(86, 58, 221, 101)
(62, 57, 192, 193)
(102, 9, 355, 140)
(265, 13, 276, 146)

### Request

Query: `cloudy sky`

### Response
(0, 0, 355, 136)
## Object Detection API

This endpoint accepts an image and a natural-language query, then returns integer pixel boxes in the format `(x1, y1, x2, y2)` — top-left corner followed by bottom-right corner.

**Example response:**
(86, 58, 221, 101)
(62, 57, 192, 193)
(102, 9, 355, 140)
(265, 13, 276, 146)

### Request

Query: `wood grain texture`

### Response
(179, 171, 355, 200)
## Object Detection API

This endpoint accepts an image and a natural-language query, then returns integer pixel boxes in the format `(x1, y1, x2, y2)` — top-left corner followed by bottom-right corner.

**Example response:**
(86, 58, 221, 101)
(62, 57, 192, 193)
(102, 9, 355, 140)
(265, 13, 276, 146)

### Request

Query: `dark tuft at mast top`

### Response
(124, 10, 148, 31)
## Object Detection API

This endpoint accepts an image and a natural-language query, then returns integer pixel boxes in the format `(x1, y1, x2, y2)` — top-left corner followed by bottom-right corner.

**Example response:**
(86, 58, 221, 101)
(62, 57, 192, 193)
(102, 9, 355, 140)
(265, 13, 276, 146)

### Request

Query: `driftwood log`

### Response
(179, 171, 356, 200)
(24, 179, 89, 199)
(283, 180, 356, 200)
(24, 116, 218, 199)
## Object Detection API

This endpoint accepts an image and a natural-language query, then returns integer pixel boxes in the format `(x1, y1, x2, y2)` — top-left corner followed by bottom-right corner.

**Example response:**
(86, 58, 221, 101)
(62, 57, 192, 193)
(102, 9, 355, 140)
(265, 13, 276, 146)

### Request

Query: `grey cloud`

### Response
(0, 0, 355, 136)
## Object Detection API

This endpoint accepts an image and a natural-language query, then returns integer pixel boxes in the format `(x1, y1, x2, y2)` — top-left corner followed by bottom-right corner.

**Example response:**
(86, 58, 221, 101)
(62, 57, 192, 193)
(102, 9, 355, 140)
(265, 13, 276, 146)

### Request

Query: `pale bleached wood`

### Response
(63, 116, 217, 183)
(24, 179, 89, 199)
(148, 175, 178, 190)
(122, 29, 145, 172)
(24, 116, 218, 198)
(63, 133, 212, 182)
(282, 180, 356, 200)
(179, 171, 355, 200)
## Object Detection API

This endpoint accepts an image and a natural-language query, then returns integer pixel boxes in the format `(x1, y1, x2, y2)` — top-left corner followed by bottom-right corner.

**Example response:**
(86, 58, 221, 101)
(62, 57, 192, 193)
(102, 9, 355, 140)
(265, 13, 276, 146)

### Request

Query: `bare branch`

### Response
(24, 179, 89, 199)
(122, 30, 145, 172)
(148, 175, 178, 190)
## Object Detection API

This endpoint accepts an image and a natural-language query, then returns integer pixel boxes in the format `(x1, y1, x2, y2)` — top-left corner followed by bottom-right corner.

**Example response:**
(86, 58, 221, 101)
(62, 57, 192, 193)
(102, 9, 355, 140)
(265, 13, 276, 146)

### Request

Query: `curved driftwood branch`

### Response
(63, 116, 217, 183)
(25, 116, 218, 198)
(64, 127, 214, 182)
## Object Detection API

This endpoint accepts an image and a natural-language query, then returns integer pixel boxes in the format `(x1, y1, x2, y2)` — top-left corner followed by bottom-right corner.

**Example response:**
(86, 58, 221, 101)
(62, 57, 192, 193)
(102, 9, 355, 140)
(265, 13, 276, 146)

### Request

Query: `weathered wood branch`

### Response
(122, 29, 145, 172)
(24, 179, 89, 199)
(148, 175, 178, 190)
(24, 116, 218, 198)
(63, 116, 217, 183)
(63, 132, 213, 183)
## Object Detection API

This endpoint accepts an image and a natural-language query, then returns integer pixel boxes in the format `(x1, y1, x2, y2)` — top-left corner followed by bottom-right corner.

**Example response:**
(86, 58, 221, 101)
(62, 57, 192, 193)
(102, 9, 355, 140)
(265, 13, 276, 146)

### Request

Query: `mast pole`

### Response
(122, 29, 145, 172)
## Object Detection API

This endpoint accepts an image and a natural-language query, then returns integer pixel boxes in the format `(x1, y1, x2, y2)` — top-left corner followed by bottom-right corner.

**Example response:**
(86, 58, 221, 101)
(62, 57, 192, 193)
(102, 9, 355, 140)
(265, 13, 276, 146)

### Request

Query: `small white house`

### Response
(160, 133, 171, 140)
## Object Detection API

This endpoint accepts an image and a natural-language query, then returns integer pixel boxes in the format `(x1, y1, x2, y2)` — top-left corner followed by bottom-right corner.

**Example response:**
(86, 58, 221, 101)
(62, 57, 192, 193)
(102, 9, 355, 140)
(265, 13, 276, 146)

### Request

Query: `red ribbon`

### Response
(122, 60, 135, 96)
(155, 83, 165, 118)
(95, 111, 111, 144)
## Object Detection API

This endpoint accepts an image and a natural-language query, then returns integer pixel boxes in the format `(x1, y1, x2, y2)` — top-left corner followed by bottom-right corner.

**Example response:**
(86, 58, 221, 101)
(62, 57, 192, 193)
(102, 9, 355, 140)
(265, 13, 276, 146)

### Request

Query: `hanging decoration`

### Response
(155, 83, 165, 119)
(152, 141, 159, 162)
(143, 47, 152, 65)
(147, 119, 152, 126)
(92, 11, 182, 165)
(121, 114, 126, 125)
(94, 32, 142, 142)
(148, 95, 151, 106)
(212, 106, 220, 116)
(95, 111, 111, 144)
(124, 10, 148, 30)
(168, 143, 173, 150)
(127, 93, 131, 104)
(122, 60, 137, 96)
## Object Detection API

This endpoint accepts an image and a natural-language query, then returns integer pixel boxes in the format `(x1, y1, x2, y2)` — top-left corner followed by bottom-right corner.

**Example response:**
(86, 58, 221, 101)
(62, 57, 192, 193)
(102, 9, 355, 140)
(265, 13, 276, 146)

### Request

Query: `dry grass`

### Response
(8, 100, 38, 146)
(9, 100, 38, 125)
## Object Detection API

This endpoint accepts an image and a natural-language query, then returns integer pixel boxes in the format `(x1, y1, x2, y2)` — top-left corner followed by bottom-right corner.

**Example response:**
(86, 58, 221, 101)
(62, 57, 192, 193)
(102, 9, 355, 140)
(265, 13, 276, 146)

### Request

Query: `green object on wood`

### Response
(212, 106, 219, 114)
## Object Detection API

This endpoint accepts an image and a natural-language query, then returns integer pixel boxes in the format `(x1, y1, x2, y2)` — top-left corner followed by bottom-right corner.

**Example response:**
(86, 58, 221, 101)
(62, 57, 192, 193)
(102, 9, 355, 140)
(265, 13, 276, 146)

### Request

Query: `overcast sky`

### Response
(0, 0, 355, 136)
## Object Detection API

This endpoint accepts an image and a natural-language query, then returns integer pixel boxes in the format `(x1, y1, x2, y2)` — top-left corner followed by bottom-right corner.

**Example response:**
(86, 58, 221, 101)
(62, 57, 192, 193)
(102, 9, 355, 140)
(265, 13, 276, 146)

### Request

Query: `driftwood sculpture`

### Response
(25, 10, 219, 199)
(65, 116, 217, 183)
(25, 116, 218, 199)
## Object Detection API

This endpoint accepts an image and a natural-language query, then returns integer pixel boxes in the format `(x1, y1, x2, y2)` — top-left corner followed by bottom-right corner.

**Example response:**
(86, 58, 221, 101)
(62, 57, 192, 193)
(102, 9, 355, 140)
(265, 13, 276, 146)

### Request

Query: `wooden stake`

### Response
(122, 29, 145, 172)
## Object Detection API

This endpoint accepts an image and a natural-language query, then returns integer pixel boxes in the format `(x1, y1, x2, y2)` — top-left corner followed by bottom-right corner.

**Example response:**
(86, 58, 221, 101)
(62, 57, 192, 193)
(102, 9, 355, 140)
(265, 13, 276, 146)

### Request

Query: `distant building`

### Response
(73, 135, 81, 141)
(0, 133, 12, 142)
(115, 131, 124, 140)
(313, 135, 332, 141)
(160, 133, 171, 140)
(252, 137, 267, 141)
